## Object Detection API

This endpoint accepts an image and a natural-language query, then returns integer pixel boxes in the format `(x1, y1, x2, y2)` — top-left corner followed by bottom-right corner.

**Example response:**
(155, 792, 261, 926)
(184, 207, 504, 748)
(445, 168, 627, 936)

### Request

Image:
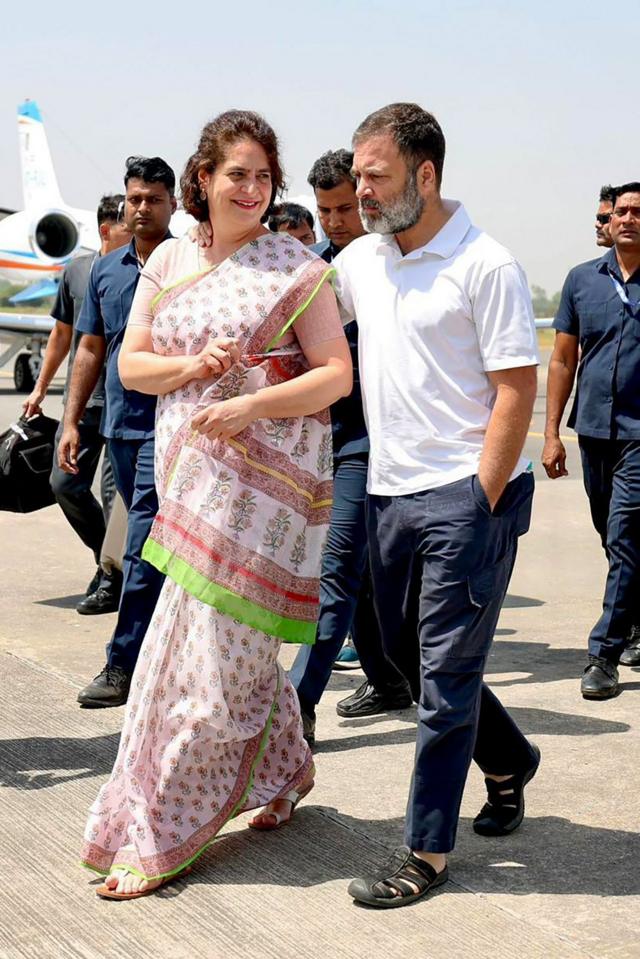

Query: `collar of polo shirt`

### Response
(376, 200, 472, 261)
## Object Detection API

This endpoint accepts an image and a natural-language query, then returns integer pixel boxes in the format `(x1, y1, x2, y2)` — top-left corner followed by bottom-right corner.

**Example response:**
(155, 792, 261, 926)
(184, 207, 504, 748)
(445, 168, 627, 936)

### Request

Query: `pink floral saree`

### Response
(81, 234, 335, 881)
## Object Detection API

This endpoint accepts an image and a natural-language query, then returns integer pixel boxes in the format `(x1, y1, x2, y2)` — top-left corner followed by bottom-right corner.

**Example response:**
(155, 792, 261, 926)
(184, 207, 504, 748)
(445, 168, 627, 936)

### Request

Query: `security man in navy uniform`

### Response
(58, 156, 176, 707)
(24, 194, 129, 614)
(543, 181, 640, 697)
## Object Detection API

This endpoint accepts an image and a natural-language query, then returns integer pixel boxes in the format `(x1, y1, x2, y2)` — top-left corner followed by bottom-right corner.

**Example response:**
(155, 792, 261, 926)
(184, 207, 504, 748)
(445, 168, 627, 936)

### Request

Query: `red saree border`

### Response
(244, 256, 332, 353)
(148, 508, 321, 621)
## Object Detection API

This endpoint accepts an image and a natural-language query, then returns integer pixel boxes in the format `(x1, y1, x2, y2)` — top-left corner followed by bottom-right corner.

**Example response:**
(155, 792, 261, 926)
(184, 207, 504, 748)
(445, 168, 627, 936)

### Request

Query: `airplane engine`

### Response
(28, 208, 80, 263)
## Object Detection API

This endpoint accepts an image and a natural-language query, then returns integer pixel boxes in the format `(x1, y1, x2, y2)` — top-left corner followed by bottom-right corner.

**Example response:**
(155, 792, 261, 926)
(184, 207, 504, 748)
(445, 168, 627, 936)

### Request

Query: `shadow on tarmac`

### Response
(332, 704, 629, 742)
(503, 594, 545, 608)
(0, 732, 120, 789)
(317, 699, 630, 753)
(1, 689, 630, 792)
(173, 806, 640, 899)
(485, 638, 587, 685)
(35, 593, 85, 609)
(328, 637, 616, 695)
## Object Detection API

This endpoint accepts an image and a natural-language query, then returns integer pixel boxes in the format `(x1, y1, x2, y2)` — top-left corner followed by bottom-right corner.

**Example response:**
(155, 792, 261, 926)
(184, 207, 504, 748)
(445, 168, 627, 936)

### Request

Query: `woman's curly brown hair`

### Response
(181, 110, 285, 223)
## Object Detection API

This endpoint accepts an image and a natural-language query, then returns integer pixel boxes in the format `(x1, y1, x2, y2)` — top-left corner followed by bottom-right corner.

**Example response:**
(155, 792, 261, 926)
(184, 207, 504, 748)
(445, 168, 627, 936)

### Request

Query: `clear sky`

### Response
(2, 0, 638, 294)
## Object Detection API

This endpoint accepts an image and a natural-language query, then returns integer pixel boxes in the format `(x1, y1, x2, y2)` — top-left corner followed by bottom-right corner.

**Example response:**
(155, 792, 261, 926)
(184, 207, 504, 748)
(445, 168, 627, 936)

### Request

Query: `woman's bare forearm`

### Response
(251, 360, 352, 419)
(118, 350, 201, 396)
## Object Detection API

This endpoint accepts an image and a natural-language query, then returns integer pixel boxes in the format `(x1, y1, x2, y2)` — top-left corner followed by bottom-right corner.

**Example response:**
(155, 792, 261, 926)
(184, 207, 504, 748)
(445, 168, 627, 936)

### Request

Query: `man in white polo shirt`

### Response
(335, 102, 540, 909)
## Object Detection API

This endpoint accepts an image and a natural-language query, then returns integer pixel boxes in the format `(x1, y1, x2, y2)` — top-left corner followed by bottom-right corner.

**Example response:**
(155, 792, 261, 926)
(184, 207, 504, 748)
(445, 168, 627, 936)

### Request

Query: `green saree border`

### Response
(80, 669, 283, 883)
(265, 266, 336, 351)
(150, 265, 214, 313)
(142, 539, 316, 645)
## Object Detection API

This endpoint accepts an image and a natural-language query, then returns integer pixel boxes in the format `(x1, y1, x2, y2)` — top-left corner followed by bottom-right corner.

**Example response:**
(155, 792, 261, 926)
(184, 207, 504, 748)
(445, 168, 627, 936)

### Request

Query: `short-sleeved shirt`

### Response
(553, 247, 640, 440)
(312, 239, 369, 459)
(334, 201, 539, 496)
(76, 236, 171, 439)
(51, 252, 103, 408)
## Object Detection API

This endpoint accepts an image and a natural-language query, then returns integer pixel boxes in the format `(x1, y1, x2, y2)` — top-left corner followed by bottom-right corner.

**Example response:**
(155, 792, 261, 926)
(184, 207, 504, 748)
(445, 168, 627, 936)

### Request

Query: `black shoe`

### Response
(301, 709, 316, 748)
(348, 846, 449, 909)
(620, 626, 640, 667)
(581, 655, 619, 699)
(85, 566, 102, 596)
(77, 664, 132, 708)
(336, 680, 413, 718)
(76, 585, 120, 615)
(473, 743, 541, 837)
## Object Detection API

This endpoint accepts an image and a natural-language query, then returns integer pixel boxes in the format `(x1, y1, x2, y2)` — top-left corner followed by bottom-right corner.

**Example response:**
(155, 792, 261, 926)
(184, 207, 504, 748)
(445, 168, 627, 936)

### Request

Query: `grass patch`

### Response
(537, 329, 554, 349)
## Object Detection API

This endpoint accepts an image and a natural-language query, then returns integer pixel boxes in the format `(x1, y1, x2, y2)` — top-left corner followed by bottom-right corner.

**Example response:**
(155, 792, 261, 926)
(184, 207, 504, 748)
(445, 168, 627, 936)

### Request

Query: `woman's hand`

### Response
(192, 337, 240, 379)
(191, 394, 257, 441)
(188, 221, 214, 248)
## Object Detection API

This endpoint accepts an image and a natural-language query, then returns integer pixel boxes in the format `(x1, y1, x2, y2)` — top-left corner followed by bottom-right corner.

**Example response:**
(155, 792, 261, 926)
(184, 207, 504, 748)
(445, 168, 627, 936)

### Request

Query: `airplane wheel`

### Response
(14, 354, 35, 394)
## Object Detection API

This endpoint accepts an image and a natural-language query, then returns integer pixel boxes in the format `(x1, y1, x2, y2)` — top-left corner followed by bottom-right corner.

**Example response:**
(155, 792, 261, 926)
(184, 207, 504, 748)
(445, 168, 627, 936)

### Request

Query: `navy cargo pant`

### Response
(50, 406, 116, 564)
(579, 437, 640, 662)
(105, 437, 164, 674)
(290, 453, 413, 715)
(368, 471, 537, 853)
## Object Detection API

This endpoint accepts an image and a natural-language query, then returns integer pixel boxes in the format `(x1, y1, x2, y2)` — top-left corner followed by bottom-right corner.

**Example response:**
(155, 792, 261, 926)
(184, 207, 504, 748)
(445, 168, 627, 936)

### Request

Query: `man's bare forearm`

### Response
(36, 322, 72, 391)
(544, 358, 576, 438)
(63, 337, 105, 427)
(478, 367, 537, 507)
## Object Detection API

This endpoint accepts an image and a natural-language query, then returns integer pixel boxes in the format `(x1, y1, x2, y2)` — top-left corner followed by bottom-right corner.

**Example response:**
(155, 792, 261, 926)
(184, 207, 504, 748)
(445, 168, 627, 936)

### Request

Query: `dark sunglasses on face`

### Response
(596, 213, 611, 225)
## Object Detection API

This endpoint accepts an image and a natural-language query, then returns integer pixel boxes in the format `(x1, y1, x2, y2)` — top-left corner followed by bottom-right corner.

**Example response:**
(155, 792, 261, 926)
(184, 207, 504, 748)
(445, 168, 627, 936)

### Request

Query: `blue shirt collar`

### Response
(597, 247, 620, 277)
(120, 232, 173, 266)
(598, 246, 640, 285)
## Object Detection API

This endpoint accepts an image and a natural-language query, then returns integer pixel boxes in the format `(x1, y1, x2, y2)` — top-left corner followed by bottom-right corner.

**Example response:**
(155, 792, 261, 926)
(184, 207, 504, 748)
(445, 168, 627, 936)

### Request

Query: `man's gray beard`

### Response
(359, 172, 424, 234)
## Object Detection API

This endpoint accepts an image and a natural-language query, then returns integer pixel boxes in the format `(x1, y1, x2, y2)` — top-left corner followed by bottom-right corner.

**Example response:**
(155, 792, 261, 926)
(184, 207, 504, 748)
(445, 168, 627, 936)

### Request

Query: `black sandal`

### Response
(348, 846, 449, 909)
(473, 743, 541, 837)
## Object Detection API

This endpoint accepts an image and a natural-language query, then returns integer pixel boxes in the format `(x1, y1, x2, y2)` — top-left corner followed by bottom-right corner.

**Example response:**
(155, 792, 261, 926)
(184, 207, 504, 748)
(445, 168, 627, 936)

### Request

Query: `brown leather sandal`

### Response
(96, 865, 192, 900)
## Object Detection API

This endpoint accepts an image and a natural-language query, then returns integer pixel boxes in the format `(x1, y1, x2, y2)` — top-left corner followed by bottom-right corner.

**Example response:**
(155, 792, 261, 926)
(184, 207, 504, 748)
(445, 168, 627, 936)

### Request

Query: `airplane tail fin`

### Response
(18, 100, 63, 209)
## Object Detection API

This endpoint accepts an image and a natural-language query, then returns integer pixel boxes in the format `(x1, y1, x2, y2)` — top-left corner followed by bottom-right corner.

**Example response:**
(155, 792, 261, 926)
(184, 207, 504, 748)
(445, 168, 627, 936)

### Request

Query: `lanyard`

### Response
(608, 268, 640, 316)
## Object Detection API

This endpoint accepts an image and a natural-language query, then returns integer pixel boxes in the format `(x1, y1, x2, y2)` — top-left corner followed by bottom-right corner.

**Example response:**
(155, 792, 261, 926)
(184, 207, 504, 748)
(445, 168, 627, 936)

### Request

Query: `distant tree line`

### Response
(0, 278, 567, 319)
(530, 285, 561, 318)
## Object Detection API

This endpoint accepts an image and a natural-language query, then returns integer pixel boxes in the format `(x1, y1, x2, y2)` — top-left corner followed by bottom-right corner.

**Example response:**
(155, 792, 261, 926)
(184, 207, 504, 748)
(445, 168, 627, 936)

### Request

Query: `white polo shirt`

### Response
(333, 201, 538, 496)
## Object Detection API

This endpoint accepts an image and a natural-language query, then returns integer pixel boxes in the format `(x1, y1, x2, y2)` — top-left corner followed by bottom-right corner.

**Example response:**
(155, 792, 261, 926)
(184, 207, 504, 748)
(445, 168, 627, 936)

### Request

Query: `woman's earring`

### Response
(199, 184, 208, 201)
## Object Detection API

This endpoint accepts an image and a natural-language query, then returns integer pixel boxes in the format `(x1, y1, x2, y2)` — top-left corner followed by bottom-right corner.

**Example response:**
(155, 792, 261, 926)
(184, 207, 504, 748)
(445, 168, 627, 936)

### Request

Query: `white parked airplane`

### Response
(0, 100, 194, 392)
(0, 100, 102, 391)
(0, 100, 99, 293)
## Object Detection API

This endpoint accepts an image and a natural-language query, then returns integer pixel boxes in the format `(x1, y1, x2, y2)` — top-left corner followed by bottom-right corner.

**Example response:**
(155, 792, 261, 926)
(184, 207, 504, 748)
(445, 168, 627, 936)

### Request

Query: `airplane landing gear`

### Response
(13, 353, 38, 393)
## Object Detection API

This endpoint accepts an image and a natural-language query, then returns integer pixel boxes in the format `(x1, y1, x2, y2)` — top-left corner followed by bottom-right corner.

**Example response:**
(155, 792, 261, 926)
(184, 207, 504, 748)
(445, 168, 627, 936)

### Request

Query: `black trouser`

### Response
(105, 437, 164, 674)
(290, 452, 413, 716)
(50, 406, 116, 564)
(368, 472, 537, 853)
(579, 436, 640, 662)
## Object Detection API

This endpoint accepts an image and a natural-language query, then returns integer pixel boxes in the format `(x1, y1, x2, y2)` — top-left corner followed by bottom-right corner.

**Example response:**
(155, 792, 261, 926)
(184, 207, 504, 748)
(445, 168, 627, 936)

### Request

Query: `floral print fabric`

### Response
(80, 234, 333, 879)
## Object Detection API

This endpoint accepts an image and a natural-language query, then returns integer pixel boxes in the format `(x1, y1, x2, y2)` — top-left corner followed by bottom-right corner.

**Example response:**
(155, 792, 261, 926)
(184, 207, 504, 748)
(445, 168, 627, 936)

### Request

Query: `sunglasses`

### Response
(596, 213, 611, 225)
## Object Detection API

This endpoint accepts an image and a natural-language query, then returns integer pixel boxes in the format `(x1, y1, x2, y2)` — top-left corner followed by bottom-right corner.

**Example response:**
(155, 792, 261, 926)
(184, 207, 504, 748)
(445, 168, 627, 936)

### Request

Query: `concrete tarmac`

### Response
(0, 352, 638, 959)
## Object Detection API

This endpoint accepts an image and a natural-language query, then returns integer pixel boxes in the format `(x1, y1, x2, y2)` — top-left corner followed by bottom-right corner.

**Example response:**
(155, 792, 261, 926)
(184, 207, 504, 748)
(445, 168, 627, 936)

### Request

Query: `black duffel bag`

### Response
(0, 413, 59, 513)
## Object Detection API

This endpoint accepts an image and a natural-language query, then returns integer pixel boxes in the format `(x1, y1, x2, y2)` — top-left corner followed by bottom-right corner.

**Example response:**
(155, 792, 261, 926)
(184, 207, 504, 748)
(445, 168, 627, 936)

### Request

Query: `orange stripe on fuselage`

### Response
(0, 259, 63, 273)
